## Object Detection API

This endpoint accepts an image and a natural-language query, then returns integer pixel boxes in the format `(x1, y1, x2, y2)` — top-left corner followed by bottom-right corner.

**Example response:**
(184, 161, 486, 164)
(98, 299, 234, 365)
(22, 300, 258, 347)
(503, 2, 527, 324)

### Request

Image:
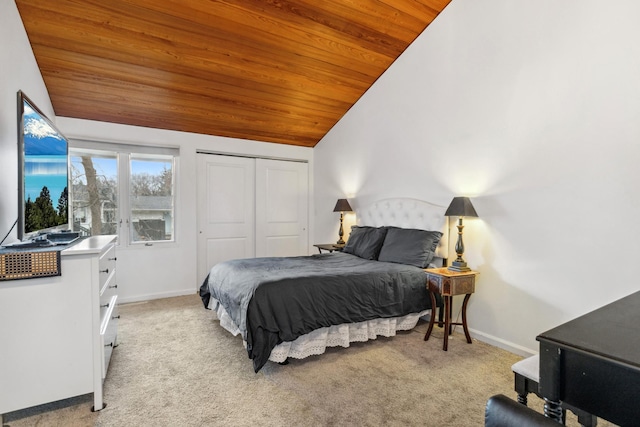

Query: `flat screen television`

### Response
(17, 91, 71, 243)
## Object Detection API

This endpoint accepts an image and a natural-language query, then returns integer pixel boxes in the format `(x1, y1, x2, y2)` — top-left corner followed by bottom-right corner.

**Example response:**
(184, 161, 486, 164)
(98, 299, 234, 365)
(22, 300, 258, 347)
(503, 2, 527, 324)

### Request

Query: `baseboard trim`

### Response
(118, 289, 196, 304)
(469, 328, 537, 358)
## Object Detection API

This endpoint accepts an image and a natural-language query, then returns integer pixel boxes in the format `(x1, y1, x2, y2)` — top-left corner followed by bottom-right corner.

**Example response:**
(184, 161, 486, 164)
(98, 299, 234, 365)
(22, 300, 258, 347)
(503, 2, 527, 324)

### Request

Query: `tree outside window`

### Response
(70, 152, 118, 236)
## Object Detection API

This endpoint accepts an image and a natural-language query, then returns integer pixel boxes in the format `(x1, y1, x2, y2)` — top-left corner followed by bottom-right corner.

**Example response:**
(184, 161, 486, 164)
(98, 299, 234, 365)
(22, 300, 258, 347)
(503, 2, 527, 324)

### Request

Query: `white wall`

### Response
(57, 118, 314, 302)
(0, 1, 54, 245)
(314, 0, 640, 355)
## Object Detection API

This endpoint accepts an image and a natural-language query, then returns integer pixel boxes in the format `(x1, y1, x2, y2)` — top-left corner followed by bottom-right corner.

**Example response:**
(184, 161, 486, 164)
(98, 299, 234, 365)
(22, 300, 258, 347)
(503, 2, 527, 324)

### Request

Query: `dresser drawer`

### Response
(98, 244, 117, 294)
(99, 271, 118, 308)
(99, 292, 116, 326)
(100, 295, 119, 379)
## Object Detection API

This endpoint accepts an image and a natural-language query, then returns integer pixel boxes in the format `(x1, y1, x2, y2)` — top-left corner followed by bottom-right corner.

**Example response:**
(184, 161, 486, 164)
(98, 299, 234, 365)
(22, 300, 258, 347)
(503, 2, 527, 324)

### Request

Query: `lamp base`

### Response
(448, 261, 471, 272)
(336, 238, 345, 245)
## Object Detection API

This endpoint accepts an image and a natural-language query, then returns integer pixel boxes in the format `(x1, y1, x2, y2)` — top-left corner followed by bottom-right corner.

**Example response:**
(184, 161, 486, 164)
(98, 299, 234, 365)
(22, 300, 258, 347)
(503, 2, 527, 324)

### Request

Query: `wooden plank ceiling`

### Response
(16, 0, 450, 147)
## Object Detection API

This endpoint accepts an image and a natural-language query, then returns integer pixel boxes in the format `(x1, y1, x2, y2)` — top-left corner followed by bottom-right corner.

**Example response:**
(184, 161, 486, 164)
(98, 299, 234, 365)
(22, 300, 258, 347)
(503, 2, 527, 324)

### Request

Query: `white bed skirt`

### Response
(208, 297, 429, 364)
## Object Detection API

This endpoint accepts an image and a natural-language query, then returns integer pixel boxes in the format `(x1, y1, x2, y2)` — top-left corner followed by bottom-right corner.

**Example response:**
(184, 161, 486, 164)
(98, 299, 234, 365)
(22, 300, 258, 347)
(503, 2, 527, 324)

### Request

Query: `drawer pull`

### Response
(100, 268, 109, 274)
(112, 315, 121, 320)
(101, 303, 110, 308)
(109, 284, 118, 289)
(108, 257, 117, 261)
(105, 342, 114, 348)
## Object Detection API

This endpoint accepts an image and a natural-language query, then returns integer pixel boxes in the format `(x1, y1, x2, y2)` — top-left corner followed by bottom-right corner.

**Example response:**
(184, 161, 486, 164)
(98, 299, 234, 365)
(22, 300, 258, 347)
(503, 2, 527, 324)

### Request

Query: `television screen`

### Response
(17, 91, 70, 241)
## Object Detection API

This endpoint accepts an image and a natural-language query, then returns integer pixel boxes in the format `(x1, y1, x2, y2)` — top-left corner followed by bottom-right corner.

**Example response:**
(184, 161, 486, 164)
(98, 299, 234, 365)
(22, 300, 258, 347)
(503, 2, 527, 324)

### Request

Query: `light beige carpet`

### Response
(3, 295, 613, 427)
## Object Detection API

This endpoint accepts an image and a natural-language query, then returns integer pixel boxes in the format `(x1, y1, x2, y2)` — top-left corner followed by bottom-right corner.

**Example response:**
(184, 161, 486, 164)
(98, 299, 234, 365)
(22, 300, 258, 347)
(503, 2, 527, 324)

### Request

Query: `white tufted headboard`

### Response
(356, 198, 449, 260)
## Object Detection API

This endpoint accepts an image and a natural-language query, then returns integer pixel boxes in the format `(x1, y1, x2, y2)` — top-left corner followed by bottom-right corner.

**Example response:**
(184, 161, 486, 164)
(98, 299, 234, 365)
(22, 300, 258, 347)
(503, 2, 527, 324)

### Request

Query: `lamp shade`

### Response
(333, 199, 353, 212)
(444, 197, 478, 218)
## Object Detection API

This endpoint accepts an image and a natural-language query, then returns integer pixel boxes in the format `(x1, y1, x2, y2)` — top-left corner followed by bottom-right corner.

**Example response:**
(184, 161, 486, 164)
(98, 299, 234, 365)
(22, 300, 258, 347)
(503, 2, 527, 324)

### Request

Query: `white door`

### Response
(197, 154, 256, 282)
(255, 159, 309, 257)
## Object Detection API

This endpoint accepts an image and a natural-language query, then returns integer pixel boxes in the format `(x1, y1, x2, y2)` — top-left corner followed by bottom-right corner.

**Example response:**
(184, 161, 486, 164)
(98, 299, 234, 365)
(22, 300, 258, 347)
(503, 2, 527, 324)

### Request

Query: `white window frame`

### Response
(70, 140, 179, 248)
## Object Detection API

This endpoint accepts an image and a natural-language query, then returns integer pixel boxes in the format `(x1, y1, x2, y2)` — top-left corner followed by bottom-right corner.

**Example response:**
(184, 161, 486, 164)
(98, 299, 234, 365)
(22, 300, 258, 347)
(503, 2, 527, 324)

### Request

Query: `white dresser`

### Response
(0, 236, 119, 416)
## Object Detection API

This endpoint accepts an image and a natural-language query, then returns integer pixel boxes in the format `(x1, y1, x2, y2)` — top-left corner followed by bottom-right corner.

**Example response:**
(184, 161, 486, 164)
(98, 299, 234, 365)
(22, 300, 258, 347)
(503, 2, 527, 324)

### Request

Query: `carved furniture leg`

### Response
(424, 290, 437, 341)
(443, 295, 451, 351)
(543, 397, 564, 423)
(461, 293, 472, 343)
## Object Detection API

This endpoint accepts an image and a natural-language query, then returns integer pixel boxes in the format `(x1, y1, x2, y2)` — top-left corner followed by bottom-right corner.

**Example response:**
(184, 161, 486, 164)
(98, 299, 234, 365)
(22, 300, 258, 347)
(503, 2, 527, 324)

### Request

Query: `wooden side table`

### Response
(313, 243, 344, 253)
(423, 267, 478, 351)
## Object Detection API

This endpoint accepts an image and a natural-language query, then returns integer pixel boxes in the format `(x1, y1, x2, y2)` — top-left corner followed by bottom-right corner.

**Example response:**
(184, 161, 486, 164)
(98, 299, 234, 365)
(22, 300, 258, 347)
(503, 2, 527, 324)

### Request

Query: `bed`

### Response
(200, 198, 449, 372)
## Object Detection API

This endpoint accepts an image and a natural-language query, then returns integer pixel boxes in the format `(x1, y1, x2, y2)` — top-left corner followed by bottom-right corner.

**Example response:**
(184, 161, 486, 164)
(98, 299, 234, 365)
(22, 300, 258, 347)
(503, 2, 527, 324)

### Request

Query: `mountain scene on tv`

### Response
(23, 102, 68, 234)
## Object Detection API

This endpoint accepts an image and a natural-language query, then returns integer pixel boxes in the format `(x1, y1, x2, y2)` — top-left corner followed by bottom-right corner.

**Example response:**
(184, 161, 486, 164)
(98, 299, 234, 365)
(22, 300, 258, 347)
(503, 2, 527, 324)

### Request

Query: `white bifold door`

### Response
(196, 153, 309, 282)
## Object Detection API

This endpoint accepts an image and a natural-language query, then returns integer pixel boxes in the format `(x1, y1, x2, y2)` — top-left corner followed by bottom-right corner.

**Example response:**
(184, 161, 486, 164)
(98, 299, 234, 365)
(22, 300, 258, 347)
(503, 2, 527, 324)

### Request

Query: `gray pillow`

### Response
(378, 227, 443, 268)
(342, 226, 388, 260)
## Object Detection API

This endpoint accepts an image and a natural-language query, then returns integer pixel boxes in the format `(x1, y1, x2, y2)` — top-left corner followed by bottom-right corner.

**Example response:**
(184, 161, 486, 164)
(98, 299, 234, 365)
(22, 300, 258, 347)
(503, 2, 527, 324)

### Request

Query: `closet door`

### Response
(255, 159, 309, 257)
(197, 154, 255, 282)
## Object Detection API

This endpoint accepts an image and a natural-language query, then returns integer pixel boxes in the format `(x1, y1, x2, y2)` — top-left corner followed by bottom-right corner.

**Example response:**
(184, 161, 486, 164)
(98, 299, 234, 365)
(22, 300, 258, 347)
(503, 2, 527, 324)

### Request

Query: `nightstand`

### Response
(423, 267, 478, 351)
(313, 243, 344, 254)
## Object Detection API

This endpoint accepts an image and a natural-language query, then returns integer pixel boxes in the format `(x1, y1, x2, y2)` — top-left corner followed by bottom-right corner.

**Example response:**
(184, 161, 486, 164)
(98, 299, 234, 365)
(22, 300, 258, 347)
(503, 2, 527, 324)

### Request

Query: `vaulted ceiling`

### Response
(16, 0, 450, 147)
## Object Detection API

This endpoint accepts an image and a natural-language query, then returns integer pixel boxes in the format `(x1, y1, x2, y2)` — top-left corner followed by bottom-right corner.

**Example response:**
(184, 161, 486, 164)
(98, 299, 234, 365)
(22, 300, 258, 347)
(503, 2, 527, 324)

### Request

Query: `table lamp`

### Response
(333, 199, 353, 245)
(444, 196, 478, 272)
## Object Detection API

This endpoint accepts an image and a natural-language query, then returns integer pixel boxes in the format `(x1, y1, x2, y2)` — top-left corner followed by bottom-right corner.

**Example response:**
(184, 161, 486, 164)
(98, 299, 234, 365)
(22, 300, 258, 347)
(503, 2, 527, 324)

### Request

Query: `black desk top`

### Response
(537, 290, 640, 369)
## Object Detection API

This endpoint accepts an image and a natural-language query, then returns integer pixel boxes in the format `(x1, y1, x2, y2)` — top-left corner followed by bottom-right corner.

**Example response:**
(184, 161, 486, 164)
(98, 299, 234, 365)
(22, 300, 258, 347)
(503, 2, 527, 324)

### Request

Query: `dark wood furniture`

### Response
(423, 267, 477, 351)
(313, 243, 344, 253)
(512, 355, 595, 426)
(537, 290, 640, 426)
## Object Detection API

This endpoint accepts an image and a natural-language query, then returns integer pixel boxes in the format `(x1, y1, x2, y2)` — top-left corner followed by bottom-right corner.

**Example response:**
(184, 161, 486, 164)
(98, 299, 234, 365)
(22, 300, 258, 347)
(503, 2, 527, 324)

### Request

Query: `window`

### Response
(129, 154, 174, 242)
(70, 142, 178, 245)
(70, 150, 118, 236)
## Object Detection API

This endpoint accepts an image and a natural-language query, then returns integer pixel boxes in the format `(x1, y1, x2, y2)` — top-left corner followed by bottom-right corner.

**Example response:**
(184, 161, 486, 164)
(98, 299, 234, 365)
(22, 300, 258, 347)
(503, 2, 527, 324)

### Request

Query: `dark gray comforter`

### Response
(200, 252, 431, 372)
